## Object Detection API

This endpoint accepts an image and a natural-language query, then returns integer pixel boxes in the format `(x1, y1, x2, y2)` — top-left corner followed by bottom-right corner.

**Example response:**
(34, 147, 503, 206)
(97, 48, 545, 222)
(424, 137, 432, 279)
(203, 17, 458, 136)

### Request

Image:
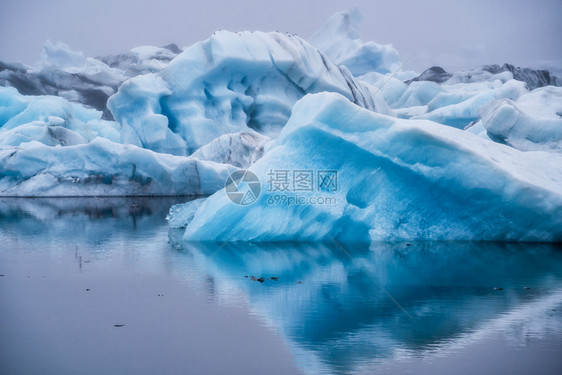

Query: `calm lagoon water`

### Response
(1, 198, 562, 374)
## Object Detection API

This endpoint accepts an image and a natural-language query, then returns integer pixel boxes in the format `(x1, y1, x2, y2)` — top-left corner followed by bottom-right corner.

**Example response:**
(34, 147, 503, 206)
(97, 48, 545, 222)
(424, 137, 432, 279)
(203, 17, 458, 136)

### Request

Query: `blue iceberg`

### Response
(181, 93, 562, 242)
(309, 7, 401, 76)
(0, 137, 235, 196)
(108, 29, 390, 156)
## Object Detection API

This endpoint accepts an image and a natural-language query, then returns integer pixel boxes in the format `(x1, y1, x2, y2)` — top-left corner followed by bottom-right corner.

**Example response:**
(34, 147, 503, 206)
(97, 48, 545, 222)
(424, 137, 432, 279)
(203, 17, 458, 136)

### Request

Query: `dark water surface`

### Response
(1, 198, 562, 374)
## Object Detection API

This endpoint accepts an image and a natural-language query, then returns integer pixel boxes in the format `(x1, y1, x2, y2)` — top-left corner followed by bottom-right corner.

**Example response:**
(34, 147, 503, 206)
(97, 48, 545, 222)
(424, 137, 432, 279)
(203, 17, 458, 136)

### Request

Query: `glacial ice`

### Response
(387, 74, 528, 128)
(191, 131, 271, 168)
(0, 137, 235, 196)
(410, 64, 561, 90)
(167, 198, 207, 229)
(362, 67, 530, 131)
(108, 29, 392, 155)
(393, 64, 561, 131)
(394, 81, 445, 109)
(309, 7, 401, 76)
(483, 63, 561, 90)
(97, 44, 182, 77)
(411, 79, 527, 129)
(0, 41, 126, 120)
(0, 122, 88, 147)
(181, 93, 562, 242)
(0, 87, 237, 197)
(0, 86, 121, 145)
(0, 41, 182, 120)
(480, 86, 562, 152)
(0, 5, 561, 241)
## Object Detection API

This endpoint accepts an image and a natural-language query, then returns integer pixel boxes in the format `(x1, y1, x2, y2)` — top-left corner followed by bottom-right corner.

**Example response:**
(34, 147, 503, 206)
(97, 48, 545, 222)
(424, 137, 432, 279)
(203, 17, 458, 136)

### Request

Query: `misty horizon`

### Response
(1, 0, 561, 74)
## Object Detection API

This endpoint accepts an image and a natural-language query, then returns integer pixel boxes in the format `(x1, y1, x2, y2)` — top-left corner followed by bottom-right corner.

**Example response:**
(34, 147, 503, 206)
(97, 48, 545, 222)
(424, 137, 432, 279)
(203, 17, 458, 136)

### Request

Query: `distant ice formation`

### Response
(309, 6, 401, 76)
(480, 86, 562, 152)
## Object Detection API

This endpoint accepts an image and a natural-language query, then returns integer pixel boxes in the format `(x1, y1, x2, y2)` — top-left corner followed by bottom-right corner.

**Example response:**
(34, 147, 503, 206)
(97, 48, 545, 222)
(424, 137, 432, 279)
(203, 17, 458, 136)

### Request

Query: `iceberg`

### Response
(411, 79, 527, 129)
(483, 63, 561, 90)
(394, 81, 445, 109)
(190, 131, 271, 168)
(0, 137, 235, 196)
(167, 198, 207, 229)
(409, 64, 561, 90)
(181, 92, 562, 242)
(0, 86, 120, 145)
(107, 73, 188, 155)
(309, 7, 401, 76)
(367, 65, 528, 132)
(108, 29, 390, 155)
(480, 86, 562, 152)
(0, 80, 246, 197)
(1, 41, 125, 120)
(0, 41, 182, 121)
(394, 64, 560, 130)
(1, 11, 396, 196)
(0, 7, 561, 211)
(390, 71, 528, 129)
(97, 44, 182, 77)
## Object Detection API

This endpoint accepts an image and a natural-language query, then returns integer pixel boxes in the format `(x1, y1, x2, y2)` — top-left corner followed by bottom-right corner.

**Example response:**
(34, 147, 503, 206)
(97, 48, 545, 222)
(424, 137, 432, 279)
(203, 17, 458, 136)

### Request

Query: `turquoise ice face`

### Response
(181, 92, 562, 242)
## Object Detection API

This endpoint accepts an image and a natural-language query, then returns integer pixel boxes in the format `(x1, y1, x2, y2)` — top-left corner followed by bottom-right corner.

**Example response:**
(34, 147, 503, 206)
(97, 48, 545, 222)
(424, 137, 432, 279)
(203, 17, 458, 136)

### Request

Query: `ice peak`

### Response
(310, 6, 364, 42)
(309, 7, 401, 76)
(40, 40, 86, 68)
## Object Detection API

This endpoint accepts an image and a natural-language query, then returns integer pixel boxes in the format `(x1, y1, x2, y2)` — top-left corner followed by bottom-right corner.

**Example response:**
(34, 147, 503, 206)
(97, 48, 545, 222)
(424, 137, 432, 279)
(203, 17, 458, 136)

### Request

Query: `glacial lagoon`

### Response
(1, 198, 562, 374)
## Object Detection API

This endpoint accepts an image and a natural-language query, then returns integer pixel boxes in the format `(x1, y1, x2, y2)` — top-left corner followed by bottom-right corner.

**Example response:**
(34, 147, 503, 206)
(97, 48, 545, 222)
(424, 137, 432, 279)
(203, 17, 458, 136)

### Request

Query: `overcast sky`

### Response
(1, 0, 561, 74)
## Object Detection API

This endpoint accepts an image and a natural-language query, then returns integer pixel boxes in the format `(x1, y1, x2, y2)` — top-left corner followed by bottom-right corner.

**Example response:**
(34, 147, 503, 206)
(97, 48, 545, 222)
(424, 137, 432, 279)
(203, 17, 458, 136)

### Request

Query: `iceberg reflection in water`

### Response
(1, 198, 562, 374)
(175, 239, 562, 374)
